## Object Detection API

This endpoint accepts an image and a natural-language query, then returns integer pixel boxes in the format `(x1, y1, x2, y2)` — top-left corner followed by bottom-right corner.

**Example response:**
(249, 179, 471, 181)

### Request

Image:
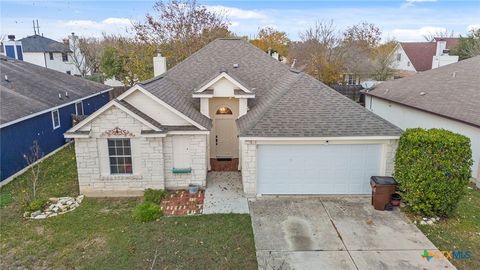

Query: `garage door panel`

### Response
(257, 144, 381, 195)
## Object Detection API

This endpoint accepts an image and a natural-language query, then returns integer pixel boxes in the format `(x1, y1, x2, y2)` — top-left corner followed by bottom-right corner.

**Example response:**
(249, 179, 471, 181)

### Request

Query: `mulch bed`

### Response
(160, 190, 204, 216)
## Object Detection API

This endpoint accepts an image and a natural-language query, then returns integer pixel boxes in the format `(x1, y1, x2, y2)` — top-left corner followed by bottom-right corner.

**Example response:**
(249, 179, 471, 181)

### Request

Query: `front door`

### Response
(215, 119, 236, 158)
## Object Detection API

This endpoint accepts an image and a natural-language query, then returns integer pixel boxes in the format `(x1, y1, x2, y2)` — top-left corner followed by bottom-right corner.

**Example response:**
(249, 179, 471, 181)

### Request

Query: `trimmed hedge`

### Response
(394, 128, 472, 217)
(132, 202, 162, 222)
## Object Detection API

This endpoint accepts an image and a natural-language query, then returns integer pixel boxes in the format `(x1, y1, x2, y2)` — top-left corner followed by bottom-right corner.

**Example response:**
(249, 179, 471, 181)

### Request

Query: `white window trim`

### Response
(51, 109, 60, 129)
(75, 101, 84, 115)
(107, 138, 133, 175)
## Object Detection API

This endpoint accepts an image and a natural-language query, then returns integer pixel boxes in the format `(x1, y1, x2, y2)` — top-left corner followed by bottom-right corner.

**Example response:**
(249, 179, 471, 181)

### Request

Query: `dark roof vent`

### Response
(7, 35, 15, 41)
(219, 67, 228, 73)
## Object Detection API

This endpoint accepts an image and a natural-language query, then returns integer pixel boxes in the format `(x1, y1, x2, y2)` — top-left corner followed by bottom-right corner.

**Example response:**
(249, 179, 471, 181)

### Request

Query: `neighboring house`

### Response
(65, 38, 402, 197)
(364, 56, 480, 180)
(391, 38, 459, 76)
(0, 55, 111, 182)
(1, 33, 86, 76)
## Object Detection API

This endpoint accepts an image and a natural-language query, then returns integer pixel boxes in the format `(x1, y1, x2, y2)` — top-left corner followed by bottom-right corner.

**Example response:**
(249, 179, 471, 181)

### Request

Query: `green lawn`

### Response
(0, 144, 257, 269)
(412, 185, 480, 269)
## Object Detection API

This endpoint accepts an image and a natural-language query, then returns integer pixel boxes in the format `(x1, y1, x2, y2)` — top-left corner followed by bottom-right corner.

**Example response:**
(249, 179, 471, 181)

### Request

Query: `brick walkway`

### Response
(160, 190, 204, 216)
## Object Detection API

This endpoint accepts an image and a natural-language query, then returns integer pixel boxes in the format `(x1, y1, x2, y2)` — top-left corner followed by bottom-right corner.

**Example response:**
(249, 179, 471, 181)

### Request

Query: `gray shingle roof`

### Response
(0, 56, 110, 125)
(238, 74, 402, 137)
(140, 38, 402, 137)
(19, 35, 71, 53)
(365, 56, 480, 128)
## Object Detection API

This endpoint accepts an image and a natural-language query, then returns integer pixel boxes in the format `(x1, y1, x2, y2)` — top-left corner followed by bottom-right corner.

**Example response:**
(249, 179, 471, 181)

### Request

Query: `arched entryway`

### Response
(214, 105, 237, 158)
(208, 98, 240, 171)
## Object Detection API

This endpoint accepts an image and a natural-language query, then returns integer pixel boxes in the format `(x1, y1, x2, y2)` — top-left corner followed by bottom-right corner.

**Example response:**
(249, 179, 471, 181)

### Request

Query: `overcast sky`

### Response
(1, 0, 479, 42)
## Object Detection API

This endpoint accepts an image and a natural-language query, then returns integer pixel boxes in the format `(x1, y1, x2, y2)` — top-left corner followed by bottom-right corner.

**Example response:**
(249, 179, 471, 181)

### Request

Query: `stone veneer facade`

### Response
(75, 106, 208, 196)
(240, 139, 399, 196)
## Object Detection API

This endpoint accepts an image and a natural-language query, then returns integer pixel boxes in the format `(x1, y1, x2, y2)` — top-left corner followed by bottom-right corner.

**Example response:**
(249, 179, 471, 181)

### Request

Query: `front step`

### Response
(210, 158, 239, 171)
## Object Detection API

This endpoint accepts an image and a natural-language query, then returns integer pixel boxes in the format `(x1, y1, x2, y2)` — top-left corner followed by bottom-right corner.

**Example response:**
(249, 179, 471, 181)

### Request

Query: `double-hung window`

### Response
(75, 101, 84, 115)
(108, 139, 133, 174)
(62, 53, 68, 62)
(51, 109, 60, 129)
(49, 52, 54, 60)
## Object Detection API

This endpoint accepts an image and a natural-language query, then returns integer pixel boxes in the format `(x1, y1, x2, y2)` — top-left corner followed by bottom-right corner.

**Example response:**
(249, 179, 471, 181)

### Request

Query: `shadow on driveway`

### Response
(250, 196, 456, 270)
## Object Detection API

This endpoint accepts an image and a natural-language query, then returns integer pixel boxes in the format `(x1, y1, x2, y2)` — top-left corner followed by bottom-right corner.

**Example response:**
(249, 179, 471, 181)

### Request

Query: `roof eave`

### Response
(367, 94, 480, 129)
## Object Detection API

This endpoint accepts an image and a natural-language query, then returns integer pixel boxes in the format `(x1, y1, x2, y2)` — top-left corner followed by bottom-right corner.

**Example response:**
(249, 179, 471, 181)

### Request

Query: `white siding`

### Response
(212, 77, 236, 97)
(391, 46, 416, 72)
(22, 52, 82, 75)
(366, 97, 480, 178)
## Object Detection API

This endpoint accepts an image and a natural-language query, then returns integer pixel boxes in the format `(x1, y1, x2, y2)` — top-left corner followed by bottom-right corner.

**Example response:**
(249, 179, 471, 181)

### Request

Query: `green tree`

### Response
(100, 46, 122, 80)
(451, 29, 480, 60)
(100, 38, 156, 87)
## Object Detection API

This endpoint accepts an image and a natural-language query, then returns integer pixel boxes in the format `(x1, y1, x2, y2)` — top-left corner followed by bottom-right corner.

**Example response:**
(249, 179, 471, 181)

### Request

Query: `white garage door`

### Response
(257, 144, 382, 195)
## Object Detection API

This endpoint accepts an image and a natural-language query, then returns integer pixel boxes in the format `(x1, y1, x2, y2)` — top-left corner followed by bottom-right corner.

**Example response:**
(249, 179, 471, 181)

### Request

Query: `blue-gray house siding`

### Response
(0, 92, 109, 181)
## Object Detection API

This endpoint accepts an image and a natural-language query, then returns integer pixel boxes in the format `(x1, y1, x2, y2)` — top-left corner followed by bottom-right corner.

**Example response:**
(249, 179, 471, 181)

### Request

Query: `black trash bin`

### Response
(370, 176, 397, 210)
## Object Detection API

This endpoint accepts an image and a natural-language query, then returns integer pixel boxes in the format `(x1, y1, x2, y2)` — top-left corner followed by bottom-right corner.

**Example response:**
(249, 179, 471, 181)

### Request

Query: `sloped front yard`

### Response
(412, 185, 480, 270)
(0, 144, 257, 269)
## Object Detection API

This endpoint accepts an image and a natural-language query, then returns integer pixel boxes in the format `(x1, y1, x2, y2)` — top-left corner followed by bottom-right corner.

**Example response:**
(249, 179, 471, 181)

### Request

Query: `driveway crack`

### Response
(320, 199, 359, 270)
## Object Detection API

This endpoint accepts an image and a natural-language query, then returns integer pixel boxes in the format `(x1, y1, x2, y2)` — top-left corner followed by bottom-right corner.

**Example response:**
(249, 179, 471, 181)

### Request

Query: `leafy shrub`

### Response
(26, 198, 46, 212)
(394, 128, 473, 217)
(143, 189, 168, 204)
(133, 202, 162, 222)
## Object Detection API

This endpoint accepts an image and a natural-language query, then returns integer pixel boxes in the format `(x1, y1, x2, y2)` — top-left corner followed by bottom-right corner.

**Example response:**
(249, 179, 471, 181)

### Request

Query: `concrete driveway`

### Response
(250, 196, 456, 270)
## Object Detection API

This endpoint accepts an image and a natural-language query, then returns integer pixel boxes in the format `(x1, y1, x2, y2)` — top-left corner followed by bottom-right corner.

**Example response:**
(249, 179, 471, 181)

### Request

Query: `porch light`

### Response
(216, 107, 233, 115)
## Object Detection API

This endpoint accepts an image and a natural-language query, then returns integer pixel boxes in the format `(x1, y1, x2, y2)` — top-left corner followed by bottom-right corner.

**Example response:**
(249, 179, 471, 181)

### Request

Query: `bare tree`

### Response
(341, 22, 383, 81)
(23, 141, 44, 200)
(288, 20, 345, 85)
(343, 22, 382, 48)
(68, 34, 89, 77)
(79, 37, 103, 74)
(423, 29, 455, 41)
(134, 0, 232, 67)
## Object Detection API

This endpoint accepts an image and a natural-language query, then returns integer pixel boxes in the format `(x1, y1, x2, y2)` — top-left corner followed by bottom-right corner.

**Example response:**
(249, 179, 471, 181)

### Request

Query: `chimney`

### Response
(435, 39, 447, 56)
(153, 50, 167, 77)
(271, 51, 279, 61)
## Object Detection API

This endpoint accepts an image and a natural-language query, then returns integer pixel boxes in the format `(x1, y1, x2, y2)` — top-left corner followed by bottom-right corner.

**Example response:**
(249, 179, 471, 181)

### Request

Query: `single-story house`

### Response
(0, 55, 111, 183)
(65, 38, 402, 197)
(364, 56, 480, 180)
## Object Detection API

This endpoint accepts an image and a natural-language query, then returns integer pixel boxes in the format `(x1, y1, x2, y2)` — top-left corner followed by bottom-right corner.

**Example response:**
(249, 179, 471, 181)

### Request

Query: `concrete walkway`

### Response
(202, 172, 249, 214)
(250, 196, 456, 270)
